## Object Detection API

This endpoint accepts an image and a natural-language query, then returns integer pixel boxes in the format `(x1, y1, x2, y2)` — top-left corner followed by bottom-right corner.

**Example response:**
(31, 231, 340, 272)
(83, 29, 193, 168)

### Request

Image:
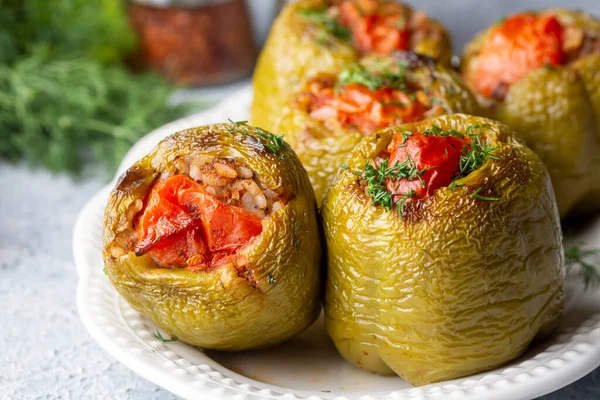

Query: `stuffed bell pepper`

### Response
(103, 123, 321, 350)
(277, 52, 482, 204)
(462, 9, 600, 218)
(251, 0, 452, 132)
(322, 114, 564, 385)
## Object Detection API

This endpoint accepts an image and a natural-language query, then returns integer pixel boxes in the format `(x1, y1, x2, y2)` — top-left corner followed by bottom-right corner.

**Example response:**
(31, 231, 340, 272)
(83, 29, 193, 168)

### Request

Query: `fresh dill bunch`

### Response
(565, 245, 600, 290)
(0, 48, 189, 176)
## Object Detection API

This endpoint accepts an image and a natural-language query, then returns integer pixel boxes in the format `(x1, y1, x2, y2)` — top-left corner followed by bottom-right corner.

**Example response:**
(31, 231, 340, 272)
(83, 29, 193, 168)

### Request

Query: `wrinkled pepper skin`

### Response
(251, 0, 452, 133)
(277, 54, 483, 205)
(462, 9, 600, 219)
(103, 124, 322, 350)
(322, 115, 564, 385)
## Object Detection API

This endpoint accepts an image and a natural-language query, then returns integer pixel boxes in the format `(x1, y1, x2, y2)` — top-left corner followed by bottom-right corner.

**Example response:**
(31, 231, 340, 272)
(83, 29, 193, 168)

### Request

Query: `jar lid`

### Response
(129, 0, 235, 7)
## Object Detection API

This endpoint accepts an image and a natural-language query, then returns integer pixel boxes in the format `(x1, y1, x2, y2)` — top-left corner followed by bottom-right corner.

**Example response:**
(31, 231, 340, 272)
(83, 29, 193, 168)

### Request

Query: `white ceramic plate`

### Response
(75, 86, 600, 400)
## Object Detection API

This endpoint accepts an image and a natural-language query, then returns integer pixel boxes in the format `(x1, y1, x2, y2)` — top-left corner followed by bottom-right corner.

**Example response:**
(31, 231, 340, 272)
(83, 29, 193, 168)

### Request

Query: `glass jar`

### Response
(128, 0, 257, 86)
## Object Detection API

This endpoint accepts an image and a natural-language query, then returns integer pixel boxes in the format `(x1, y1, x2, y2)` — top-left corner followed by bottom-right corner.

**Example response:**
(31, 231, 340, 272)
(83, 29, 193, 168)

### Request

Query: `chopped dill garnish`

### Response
(154, 330, 177, 343)
(448, 181, 464, 191)
(297, 7, 350, 41)
(267, 273, 277, 285)
(255, 128, 286, 157)
(452, 124, 500, 186)
(565, 245, 600, 290)
(421, 125, 464, 139)
(361, 156, 426, 211)
(470, 186, 500, 201)
(395, 189, 418, 214)
(401, 130, 413, 142)
(228, 119, 248, 126)
(340, 164, 349, 170)
(337, 63, 407, 91)
(293, 222, 302, 248)
(362, 123, 502, 211)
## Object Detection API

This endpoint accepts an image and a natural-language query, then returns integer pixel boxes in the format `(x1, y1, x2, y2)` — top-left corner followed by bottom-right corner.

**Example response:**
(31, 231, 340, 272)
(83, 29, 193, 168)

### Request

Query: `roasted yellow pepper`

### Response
(103, 124, 322, 350)
(462, 9, 600, 218)
(322, 114, 564, 384)
(251, 0, 452, 132)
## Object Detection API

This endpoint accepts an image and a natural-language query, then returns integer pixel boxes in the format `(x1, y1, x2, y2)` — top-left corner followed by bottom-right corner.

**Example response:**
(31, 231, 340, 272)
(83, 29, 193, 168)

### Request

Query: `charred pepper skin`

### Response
(322, 115, 564, 385)
(277, 53, 483, 206)
(250, 0, 452, 133)
(103, 124, 322, 351)
(462, 9, 600, 219)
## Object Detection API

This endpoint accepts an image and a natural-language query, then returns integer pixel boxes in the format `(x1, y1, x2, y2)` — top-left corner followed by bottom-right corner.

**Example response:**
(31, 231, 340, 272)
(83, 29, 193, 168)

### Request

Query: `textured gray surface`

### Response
(2, 0, 600, 398)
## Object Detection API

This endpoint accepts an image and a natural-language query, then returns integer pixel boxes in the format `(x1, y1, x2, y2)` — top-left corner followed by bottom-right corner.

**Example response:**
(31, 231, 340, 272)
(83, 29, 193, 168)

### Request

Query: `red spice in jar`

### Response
(128, 0, 257, 86)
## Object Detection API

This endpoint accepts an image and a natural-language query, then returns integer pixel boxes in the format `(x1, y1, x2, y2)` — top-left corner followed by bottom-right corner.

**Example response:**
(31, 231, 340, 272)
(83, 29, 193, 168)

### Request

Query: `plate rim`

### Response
(74, 87, 600, 400)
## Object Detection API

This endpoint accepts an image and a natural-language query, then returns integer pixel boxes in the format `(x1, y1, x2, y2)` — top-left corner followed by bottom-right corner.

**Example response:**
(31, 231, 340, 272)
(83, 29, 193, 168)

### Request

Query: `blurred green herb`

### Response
(153, 330, 178, 343)
(0, 0, 191, 176)
(565, 245, 600, 290)
(297, 7, 350, 41)
(338, 63, 407, 91)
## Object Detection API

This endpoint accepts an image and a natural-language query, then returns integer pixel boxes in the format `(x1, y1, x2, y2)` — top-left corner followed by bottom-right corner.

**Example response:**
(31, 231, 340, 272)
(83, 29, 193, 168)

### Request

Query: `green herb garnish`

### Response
(154, 330, 177, 343)
(255, 129, 286, 156)
(103, 267, 107, 275)
(293, 222, 302, 248)
(453, 124, 500, 183)
(267, 273, 276, 285)
(0, 2, 190, 176)
(565, 245, 600, 289)
(337, 63, 407, 91)
(228, 119, 248, 126)
(401, 130, 413, 142)
(297, 7, 350, 41)
(470, 186, 500, 201)
(340, 164, 349, 170)
(362, 156, 426, 212)
(448, 181, 464, 191)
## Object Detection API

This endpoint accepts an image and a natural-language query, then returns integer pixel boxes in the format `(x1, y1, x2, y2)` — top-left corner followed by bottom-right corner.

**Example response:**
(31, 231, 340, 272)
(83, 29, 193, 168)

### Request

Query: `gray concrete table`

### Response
(3, 0, 600, 398)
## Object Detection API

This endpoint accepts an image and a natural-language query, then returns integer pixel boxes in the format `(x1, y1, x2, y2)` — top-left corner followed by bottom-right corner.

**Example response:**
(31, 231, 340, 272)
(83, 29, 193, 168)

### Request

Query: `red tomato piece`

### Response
(135, 176, 198, 255)
(134, 174, 263, 271)
(310, 84, 430, 135)
(179, 190, 263, 253)
(148, 229, 208, 270)
(386, 132, 466, 198)
(475, 14, 564, 97)
(339, 0, 410, 54)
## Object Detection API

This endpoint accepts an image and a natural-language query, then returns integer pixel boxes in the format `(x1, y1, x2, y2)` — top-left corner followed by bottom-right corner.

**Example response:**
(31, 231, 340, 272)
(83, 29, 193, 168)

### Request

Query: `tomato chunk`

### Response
(475, 14, 564, 97)
(148, 229, 208, 270)
(134, 175, 263, 270)
(310, 84, 430, 135)
(135, 176, 198, 255)
(386, 132, 466, 198)
(339, 0, 410, 54)
(180, 190, 264, 252)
